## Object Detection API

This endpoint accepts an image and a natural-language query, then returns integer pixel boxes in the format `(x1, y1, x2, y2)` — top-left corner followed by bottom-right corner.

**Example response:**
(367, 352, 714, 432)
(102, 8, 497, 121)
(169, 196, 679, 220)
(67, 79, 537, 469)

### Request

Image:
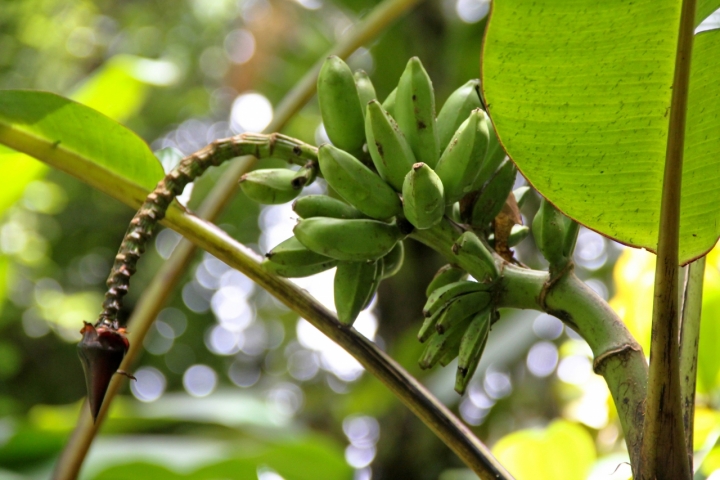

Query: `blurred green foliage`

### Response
(2, 0, 720, 480)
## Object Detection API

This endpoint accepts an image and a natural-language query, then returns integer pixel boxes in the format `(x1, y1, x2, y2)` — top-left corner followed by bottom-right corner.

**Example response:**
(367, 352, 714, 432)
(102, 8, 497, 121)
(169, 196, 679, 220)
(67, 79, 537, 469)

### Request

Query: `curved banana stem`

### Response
(97, 134, 316, 327)
(412, 220, 648, 475)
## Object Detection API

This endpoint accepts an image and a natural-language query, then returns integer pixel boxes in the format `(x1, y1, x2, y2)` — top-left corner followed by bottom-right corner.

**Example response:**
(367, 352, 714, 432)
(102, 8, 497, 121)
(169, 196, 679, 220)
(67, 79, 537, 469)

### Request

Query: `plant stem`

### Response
(412, 221, 648, 474)
(680, 256, 706, 471)
(639, 0, 697, 477)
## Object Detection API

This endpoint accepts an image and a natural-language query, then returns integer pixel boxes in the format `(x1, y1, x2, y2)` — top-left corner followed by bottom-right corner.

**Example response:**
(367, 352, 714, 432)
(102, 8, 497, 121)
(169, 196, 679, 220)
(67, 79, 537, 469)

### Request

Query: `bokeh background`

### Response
(2, 1, 720, 479)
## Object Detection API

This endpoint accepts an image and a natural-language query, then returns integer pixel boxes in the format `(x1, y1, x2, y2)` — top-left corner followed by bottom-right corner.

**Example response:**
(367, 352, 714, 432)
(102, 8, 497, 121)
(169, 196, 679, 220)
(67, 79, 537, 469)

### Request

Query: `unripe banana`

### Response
(419, 316, 472, 370)
(513, 186, 531, 209)
(291, 161, 318, 189)
(293, 195, 365, 219)
(439, 347, 460, 367)
(318, 144, 402, 220)
(435, 109, 489, 204)
(365, 100, 417, 191)
(436, 79, 483, 152)
(467, 159, 517, 228)
(435, 291, 491, 334)
(334, 260, 379, 325)
(402, 162, 445, 229)
(451, 231, 499, 283)
(447, 202, 461, 223)
(488, 225, 531, 249)
(395, 57, 440, 168)
(532, 198, 579, 267)
(294, 217, 403, 262)
(362, 260, 384, 310)
(239, 169, 300, 205)
(354, 70, 377, 116)
(471, 117, 507, 191)
(263, 237, 338, 277)
(317, 56, 365, 154)
(563, 220, 580, 259)
(455, 310, 491, 394)
(426, 265, 468, 297)
(381, 241, 404, 278)
(423, 280, 487, 317)
(418, 305, 447, 342)
(382, 88, 397, 117)
(262, 258, 338, 278)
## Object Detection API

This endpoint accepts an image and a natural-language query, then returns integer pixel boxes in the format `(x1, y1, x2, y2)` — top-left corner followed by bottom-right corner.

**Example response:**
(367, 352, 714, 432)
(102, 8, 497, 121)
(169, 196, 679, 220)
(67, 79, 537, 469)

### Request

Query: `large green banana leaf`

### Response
(483, 1, 720, 263)
(0, 90, 164, 207)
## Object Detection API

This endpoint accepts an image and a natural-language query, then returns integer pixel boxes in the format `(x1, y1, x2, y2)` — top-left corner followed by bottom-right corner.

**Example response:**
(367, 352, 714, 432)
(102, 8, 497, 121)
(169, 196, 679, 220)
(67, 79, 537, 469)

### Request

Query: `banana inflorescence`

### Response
(237, 56, 556, 390)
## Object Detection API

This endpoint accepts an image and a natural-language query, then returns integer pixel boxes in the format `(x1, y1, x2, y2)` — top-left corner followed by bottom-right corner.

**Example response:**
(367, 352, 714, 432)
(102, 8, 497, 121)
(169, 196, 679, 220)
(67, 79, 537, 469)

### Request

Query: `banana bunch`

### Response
(418, 278, 493, 394)
(243, 55, 527, 349)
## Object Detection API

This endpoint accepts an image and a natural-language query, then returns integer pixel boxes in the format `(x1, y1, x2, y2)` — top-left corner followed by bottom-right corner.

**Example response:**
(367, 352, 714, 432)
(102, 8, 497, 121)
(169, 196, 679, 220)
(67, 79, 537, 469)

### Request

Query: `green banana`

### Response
(532, 198, 579, 267)
(513, 186, 531, 209)
(318, 144, 402, 220)
(291, 161, 318, 189)
(239, 169, 300, 205)
(455, 310, 491, 394)
(488, 224, 531, 249)
(435, 291, 491, 334)
(382, 87, 397, 117)
(436, 79, 483, 152)
(471, 116, 508, 191)
(262, 258, 338, 278)
(418, 305, 447, 342)
(365, 100, 417, 191)
(426, 265, 468, 297)
(263, 237, 338, 277)
(362, 260, 384, 310)
(533, 198, 564, 265)
(423, 280, 487, 317)
(395, 57, 439, 168)
(435, 109, 489, 204)
(354, 70, 377, 115)
(294, 217, 403, 262)
(317, 56, 365, 154)
(468, 159, 517, 228)
(381, 241, 404, 278)
(419, 316, 472, 370)
(402, 162, 445, 229)
(563, 220, 580, 259)
(293, 195, 365, 219)
(334, 260, 379, 325)
(439, 347, 460, 367)
(447, 202, 461, 223)
(451, 231, 499, 283)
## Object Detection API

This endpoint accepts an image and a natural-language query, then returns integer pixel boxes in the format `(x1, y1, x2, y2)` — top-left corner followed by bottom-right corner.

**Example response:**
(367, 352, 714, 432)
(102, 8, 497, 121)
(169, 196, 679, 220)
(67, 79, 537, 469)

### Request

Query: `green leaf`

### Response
(697, 1, 720, 26)
(491, 420, 596, 480)
(483, 2, 720, 263)
(0, 91, 164, 205)
(0, 56, 166, 221)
